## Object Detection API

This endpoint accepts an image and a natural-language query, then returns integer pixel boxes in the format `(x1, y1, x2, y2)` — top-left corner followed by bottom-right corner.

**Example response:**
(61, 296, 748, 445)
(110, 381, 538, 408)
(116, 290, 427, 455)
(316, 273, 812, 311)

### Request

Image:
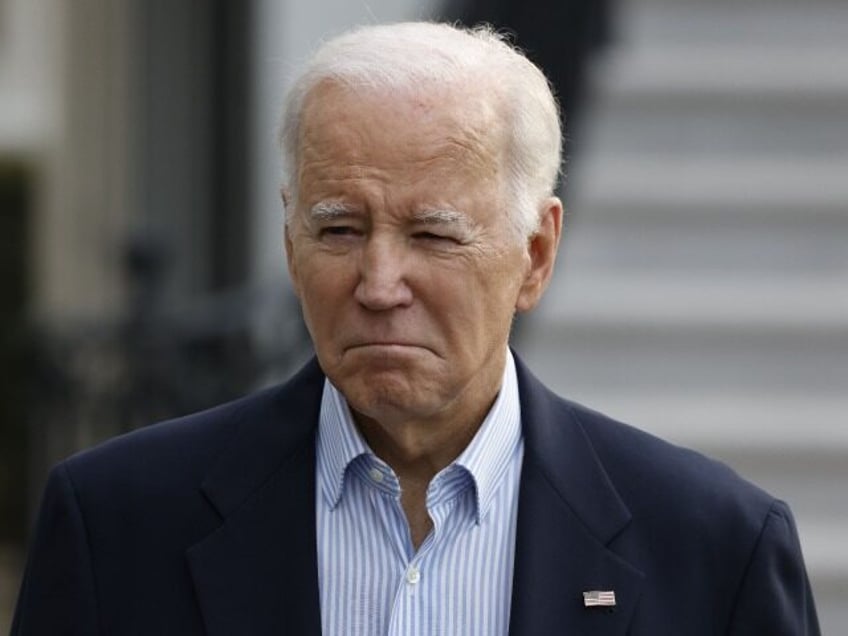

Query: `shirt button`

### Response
(406, 566, 420, 585)
(369, 468, 383, 483)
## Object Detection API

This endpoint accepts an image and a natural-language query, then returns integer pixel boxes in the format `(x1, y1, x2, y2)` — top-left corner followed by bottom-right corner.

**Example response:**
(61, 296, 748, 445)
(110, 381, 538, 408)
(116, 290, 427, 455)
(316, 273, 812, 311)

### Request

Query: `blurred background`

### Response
(1, 0, 846, 632)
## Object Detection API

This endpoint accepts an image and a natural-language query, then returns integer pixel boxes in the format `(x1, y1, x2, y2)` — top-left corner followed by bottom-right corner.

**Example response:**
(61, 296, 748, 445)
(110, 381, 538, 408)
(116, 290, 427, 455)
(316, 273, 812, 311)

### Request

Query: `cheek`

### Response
(422, 271, 514, 337)
(296, 266, 350, 323)
(303, 281, 341, 315)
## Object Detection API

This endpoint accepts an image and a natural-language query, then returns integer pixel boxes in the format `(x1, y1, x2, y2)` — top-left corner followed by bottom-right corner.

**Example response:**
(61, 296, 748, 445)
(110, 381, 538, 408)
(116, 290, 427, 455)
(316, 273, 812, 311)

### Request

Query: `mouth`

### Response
(345, 342, 433, 355)
(347, 342, 424, 350)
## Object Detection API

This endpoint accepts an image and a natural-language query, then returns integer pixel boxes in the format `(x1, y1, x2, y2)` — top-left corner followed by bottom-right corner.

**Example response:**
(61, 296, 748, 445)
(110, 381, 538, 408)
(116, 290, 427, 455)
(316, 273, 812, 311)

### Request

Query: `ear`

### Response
(515, 196, 563, 313)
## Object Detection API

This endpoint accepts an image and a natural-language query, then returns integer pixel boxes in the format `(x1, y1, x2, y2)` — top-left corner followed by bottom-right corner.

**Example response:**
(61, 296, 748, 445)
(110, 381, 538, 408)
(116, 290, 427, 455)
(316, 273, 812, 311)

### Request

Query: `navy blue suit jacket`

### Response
(13, 356, 819, 634)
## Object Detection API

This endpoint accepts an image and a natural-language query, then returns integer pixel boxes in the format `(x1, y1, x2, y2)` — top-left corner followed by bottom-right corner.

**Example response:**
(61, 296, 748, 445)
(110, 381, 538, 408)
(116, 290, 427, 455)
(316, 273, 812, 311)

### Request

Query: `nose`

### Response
(354, 235, 413, 311)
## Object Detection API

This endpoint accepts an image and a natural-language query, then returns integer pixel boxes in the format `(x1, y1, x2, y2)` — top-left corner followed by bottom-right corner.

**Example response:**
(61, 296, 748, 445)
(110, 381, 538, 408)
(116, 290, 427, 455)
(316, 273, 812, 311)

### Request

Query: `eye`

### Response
(412, 231, 457, 244)
(320, 226, 361, 238)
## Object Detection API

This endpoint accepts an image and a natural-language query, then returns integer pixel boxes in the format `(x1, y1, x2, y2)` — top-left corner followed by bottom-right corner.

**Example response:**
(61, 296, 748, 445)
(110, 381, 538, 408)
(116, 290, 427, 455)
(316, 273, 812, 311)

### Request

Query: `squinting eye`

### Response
(321, 226, 359, 237)
(413, 232, 456, 243)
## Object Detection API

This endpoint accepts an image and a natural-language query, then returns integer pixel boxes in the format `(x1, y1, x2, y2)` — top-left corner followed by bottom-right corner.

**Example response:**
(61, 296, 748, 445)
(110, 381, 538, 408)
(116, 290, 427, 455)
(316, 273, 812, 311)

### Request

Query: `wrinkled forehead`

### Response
(297, 79, 508, 183)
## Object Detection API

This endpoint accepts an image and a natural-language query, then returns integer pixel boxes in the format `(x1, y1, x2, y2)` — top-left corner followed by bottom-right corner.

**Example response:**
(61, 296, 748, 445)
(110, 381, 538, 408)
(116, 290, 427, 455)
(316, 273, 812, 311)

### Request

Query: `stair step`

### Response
(541, 393, 848, 455)
(537, 274, 848, 330)
(619, 0, 848, 51)
(572, 157, 848, 211)
(563, 198, 848, 229)
(580, 96, 848, 158)
(599, 45, 848, 99)
(519, 321, 847, 393)
(560, 222, 848, 276)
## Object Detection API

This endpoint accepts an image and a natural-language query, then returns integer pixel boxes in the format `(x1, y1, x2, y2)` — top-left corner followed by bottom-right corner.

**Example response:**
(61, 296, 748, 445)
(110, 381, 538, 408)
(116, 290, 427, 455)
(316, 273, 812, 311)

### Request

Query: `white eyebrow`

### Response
(412, 207, 477, 233)
(308, 201, 357, 222)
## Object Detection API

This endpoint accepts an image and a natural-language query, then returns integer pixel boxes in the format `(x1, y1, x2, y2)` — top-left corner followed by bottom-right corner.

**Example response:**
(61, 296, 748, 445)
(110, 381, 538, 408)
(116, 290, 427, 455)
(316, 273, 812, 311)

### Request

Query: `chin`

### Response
(339, 372, 440, 420)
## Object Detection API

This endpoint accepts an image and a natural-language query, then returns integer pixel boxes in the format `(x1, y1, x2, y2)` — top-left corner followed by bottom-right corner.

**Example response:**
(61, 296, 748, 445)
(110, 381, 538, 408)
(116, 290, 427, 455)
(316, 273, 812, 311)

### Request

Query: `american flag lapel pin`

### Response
(583, 590, 616, 608)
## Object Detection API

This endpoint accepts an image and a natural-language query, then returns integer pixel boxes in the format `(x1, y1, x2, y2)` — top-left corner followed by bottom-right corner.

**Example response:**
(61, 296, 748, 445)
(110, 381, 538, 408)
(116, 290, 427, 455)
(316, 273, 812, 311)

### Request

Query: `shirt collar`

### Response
(452, 350, 522, 523)
(316, 379, 371, 509)
(316, 350, 523, 522)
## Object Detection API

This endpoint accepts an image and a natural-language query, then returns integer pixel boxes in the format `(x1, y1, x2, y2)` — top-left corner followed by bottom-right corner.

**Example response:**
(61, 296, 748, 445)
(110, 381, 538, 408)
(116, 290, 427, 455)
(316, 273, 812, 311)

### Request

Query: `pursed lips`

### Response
(344, 341, 435, 355)
(347, 341, 424, 349)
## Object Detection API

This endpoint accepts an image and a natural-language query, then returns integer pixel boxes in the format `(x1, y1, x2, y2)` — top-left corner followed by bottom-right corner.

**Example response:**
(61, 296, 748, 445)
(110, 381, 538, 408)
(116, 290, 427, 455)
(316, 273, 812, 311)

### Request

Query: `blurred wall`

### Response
(1, 1, 256, 630)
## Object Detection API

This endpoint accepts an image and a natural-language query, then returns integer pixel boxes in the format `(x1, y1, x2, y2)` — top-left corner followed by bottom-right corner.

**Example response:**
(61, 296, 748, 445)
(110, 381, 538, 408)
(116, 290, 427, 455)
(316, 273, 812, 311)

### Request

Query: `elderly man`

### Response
(13, 22, 818, 636)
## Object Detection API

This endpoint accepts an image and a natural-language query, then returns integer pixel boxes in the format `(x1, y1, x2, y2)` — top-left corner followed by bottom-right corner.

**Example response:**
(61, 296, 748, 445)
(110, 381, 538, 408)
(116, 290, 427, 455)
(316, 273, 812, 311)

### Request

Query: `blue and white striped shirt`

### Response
(315, 351, 524, 636)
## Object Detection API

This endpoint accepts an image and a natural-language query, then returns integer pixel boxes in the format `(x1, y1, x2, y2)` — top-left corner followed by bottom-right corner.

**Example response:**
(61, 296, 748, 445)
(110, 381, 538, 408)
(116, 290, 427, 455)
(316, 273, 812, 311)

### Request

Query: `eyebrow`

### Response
(308, 201, 358, 222)
(412, 207, 477, 234)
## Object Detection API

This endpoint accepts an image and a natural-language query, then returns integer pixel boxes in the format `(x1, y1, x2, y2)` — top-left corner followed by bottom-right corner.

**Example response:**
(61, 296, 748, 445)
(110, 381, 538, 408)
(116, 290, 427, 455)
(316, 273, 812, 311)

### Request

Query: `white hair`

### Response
(279, 21, 562, 239)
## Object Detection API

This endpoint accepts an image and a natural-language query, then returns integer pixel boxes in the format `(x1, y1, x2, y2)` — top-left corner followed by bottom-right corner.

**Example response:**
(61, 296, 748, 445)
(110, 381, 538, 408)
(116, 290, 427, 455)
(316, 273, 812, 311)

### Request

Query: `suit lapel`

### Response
(509, 356, 645, 635)
(186, 360, 324, 636)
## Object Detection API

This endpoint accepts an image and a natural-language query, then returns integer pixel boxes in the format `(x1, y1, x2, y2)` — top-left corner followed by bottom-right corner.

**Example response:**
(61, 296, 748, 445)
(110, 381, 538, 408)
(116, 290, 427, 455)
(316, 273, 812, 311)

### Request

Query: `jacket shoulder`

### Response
(565, 398, 776, 523)
(64, 384, 279, 487)
(60, 357, 324, 504)
(557, 395, 792, 601)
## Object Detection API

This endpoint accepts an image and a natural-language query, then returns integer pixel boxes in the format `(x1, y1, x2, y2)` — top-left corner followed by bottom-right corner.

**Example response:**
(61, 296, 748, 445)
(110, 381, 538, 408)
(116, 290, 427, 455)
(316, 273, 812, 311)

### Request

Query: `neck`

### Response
(353, 407, 485, 484)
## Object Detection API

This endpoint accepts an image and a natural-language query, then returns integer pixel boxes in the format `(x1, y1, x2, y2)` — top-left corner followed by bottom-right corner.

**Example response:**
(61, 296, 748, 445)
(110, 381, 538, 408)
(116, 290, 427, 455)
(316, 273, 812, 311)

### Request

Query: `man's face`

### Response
(286, 82, 550, 426)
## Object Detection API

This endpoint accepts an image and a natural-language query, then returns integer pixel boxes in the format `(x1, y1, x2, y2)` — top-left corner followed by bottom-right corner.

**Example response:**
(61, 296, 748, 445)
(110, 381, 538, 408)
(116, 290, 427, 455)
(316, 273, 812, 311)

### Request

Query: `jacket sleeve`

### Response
(11, 462, 100, 635)
(726, 499, 820, 636)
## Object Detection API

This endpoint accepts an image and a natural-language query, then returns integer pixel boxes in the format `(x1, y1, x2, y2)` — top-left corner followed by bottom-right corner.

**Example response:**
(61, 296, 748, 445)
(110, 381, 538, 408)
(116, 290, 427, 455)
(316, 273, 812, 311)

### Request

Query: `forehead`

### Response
(296, 80, 506, 195)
